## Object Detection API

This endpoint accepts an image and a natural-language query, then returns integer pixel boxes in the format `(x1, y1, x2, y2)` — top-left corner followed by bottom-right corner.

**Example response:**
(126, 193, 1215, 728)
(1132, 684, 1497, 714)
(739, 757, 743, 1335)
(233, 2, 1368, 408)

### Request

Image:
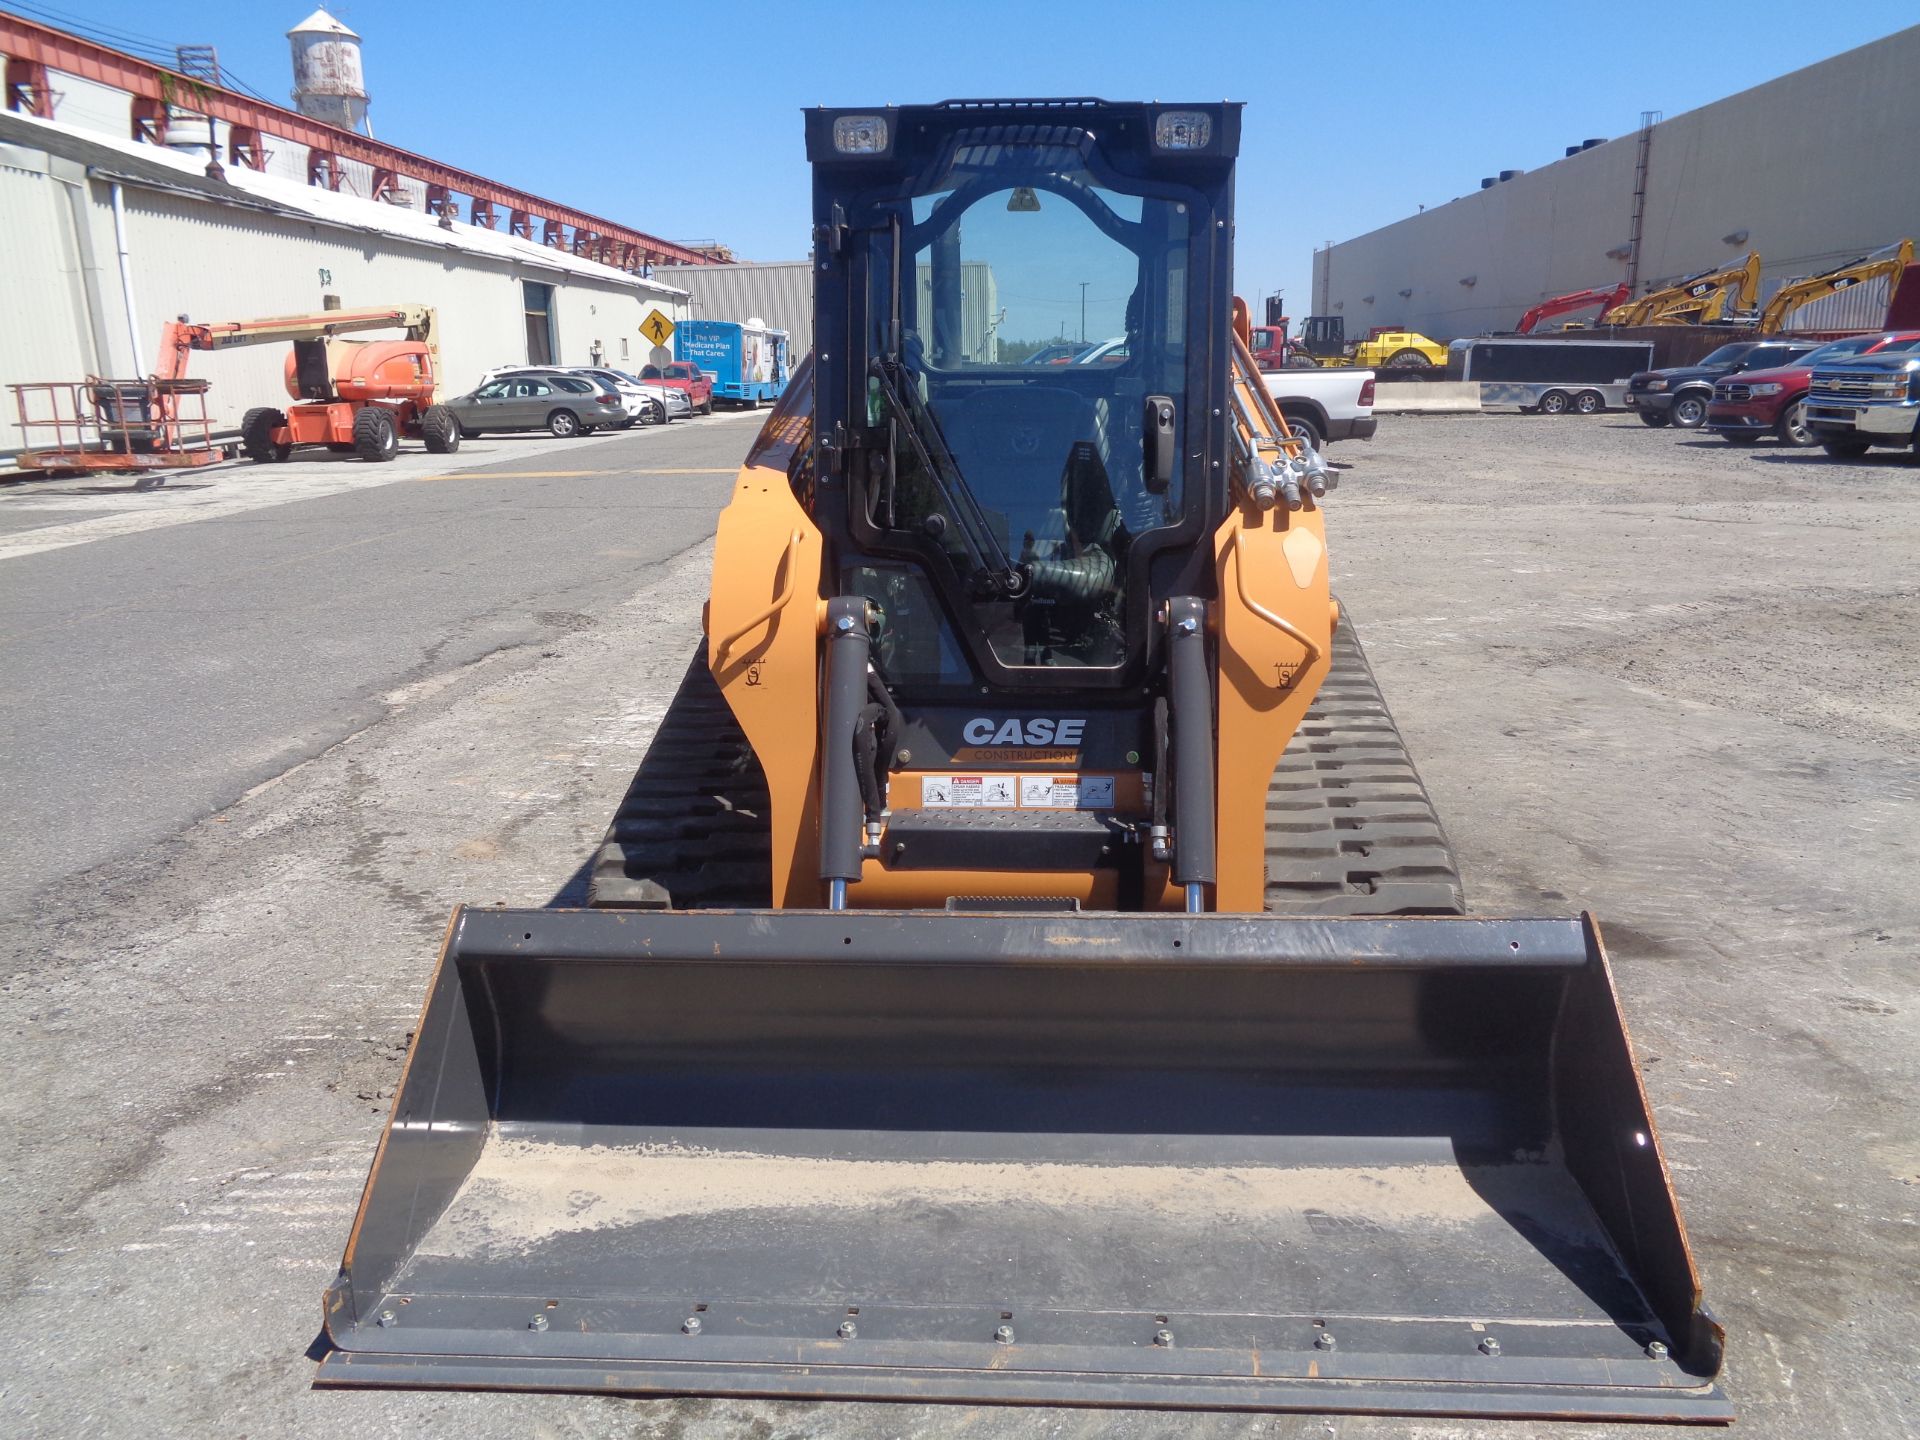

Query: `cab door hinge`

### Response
(813, 203, 850, 259)
(817, 420, 854, 477)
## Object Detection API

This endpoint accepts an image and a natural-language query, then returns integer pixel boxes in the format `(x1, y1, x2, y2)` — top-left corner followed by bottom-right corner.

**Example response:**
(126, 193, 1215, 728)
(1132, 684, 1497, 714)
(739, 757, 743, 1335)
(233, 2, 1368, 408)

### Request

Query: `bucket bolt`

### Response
(837, 1319, 858, 1340)
(527, 1313, 549, 1332)
(1154, 1328, 1174, 1348)
(682, 1316, 703, 1336)
(994, 1324, 1015, 1345)
(1314, 1332, 1336, 1351)
(375, 1309, 397, 1329)
(1647, 1340, 1670, 1360)
(1479, 1335, 1503, 1357)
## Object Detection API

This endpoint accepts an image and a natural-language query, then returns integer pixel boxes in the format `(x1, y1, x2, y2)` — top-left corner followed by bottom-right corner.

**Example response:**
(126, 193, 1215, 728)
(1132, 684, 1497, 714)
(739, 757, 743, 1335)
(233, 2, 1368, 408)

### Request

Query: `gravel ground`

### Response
(1, 410, 1915, 1438)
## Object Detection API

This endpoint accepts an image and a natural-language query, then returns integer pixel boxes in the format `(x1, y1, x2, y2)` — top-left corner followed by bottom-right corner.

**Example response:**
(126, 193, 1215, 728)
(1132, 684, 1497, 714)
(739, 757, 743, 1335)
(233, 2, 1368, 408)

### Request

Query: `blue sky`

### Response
(30, 1, 1920, 320)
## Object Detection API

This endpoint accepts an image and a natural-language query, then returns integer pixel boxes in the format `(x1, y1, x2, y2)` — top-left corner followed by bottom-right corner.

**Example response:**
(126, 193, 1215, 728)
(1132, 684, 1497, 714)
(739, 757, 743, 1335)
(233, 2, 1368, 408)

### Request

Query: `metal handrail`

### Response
(713, 529, 804, 665)
(1227, 527, 1321, 686)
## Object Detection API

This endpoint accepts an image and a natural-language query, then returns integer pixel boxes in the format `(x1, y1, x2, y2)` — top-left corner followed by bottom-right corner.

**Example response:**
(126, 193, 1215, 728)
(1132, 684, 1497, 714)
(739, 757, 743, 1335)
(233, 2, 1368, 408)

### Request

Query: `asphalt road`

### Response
(2, 411, 1916, 1439)
(0, 418, 754, 915)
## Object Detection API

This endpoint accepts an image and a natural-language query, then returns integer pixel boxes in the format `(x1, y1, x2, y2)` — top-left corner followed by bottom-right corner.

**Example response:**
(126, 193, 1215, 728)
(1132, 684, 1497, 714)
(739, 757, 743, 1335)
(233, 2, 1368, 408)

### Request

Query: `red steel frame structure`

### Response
(0, 12, 713, 272)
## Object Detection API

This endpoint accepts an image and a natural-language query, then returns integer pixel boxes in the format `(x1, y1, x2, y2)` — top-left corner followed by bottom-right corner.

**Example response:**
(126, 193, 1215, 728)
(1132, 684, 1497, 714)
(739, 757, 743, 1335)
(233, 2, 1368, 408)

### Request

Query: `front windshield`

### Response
(1798, 338, 1874, 366)
(1698, 344, 1756, 367)
(863, 137, 1192, 670)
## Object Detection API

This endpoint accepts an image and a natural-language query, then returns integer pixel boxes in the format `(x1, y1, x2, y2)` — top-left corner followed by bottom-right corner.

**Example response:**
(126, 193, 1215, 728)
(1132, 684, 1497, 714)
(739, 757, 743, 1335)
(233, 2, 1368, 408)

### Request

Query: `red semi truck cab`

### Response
(1249, 324, 1291, 370)
(639, 361, 714, 415)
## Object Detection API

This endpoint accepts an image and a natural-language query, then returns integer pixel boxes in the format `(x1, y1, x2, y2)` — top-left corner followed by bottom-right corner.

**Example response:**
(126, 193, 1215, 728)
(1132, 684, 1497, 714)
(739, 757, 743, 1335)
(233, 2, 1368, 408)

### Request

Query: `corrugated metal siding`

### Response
(1779, 275, 1896, 334)
(0, 160, 99, 448)
(672, 262, 815, 352)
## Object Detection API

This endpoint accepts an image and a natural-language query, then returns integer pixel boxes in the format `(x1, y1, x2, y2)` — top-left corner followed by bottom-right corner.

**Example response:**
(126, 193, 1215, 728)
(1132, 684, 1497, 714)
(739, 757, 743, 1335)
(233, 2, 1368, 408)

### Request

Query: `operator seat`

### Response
(935, 385, 1096, 548)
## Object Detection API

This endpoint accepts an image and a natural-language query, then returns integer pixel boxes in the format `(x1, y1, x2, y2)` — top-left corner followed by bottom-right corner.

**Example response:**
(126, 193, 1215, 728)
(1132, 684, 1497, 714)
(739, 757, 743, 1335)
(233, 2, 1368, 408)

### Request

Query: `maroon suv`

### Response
(1706, 331, 1920, 446)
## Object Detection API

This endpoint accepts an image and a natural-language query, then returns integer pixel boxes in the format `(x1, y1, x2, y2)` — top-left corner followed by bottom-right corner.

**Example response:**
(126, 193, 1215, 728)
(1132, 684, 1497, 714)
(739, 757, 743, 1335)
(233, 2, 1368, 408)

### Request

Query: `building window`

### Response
(523, 281, 555, 366)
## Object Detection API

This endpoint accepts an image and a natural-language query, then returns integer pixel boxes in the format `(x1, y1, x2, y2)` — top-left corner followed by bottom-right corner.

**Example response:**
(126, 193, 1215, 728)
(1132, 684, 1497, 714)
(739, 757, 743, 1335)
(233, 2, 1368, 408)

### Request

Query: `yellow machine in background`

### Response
(1604, 252, 1761, 325)
(1758, 238, 1913, 332)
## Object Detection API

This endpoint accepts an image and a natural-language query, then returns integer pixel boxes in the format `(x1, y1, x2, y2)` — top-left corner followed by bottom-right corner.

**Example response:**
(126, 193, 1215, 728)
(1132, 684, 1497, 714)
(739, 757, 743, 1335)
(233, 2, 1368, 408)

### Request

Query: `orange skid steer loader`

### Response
(319, 100, 1728, 1423)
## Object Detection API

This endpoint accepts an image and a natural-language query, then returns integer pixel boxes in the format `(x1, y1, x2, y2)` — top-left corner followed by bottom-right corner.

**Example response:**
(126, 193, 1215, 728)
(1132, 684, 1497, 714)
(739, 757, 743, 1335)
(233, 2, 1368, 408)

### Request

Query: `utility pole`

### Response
(1079, 282, 1089, 342)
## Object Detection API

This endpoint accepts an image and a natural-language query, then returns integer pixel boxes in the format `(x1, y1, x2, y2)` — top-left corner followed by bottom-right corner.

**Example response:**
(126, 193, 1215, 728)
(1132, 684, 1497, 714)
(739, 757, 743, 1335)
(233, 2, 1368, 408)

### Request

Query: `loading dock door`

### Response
(523, 281, 555, 366)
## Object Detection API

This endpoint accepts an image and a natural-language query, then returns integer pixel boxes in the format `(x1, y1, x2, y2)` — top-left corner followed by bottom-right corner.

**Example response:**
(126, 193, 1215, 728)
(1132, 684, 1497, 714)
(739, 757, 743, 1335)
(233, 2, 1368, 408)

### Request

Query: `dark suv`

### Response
(1625, 340, 1818, 429)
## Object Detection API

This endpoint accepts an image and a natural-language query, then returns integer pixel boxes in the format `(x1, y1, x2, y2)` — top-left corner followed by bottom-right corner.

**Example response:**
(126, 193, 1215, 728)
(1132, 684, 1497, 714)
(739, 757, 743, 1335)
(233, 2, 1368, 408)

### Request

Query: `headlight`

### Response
(831, 115, 888, 154)
(1644, 379, 1668, 391)
(1747, 383, 1783, 396)
(1154, 110, 1213, 150)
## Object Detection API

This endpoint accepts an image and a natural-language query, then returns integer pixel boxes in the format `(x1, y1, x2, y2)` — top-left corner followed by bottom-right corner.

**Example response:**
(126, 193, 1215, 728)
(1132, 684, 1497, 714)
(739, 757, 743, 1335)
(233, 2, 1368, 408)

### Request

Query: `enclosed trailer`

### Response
(1451, 338, 1655, 414)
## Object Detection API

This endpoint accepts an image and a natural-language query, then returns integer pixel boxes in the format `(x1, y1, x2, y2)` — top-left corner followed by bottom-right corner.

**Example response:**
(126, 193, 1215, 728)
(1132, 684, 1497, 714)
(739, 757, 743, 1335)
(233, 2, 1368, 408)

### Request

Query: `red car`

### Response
(1705, 330, 1920, 446)
(640, 360, 714, 416)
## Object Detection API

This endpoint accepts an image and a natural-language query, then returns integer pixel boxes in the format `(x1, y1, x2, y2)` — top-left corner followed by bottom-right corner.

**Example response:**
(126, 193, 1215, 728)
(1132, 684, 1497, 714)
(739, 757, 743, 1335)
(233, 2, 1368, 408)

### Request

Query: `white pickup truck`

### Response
(1261, 367, 1377, 449)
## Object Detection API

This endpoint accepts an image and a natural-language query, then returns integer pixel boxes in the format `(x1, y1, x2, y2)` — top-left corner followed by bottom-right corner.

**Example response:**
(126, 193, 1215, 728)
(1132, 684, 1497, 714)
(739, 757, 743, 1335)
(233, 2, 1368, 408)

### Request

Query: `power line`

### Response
(5, 2, 181, 65)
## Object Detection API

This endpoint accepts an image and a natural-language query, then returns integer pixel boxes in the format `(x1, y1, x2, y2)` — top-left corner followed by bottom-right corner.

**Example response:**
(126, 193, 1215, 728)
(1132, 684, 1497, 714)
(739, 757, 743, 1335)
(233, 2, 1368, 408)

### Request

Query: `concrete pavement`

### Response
(1, 411, 1916, 1438)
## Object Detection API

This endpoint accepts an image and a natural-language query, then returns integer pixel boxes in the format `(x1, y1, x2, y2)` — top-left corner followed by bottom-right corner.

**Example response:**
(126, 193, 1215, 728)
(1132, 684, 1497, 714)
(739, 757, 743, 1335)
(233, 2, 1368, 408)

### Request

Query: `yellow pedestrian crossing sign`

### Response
(640, 309, 676, 346)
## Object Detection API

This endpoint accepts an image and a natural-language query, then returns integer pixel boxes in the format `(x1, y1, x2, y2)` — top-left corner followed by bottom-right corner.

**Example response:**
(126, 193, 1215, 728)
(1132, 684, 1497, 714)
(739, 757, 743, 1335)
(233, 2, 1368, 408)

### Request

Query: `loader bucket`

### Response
(320, 908, 1728, 1423)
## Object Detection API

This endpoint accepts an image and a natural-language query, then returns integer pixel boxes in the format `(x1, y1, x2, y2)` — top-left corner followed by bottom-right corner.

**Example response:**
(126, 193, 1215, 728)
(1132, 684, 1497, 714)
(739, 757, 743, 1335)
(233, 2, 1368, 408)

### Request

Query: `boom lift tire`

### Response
(353, 406, 399, 462)
(1384, 348, 1431, 374)
(240, 407, 291, 463)
(421, 404, 462, 455)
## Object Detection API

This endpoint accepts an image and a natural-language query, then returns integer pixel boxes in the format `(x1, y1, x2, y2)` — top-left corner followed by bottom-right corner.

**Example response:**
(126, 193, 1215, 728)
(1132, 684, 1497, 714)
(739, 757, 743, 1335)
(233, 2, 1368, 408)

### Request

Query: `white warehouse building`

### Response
(1311, 25, 1920, 341)
(0, 10, 712, 450)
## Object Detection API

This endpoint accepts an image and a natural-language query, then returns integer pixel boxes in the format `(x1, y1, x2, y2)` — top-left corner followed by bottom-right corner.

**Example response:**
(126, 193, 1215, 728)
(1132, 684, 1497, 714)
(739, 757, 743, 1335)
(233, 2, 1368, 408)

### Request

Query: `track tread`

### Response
(586, 616, 1463, 915)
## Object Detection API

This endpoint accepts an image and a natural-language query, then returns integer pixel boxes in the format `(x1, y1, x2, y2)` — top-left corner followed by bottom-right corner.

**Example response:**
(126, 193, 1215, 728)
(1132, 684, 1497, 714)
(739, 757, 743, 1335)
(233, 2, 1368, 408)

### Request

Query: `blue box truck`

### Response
(674, 318, 791, 407)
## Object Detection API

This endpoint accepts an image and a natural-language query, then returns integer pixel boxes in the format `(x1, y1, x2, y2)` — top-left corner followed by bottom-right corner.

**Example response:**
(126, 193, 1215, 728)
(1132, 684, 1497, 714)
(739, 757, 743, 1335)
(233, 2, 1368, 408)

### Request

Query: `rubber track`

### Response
(587, 619, 1463, 915)
(1263, 620, 1465, 915)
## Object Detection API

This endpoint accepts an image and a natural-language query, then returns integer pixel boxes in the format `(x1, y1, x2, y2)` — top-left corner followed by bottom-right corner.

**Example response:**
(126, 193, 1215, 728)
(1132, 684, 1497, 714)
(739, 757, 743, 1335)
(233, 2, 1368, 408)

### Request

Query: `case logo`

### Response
(961, 717, 1086, 747)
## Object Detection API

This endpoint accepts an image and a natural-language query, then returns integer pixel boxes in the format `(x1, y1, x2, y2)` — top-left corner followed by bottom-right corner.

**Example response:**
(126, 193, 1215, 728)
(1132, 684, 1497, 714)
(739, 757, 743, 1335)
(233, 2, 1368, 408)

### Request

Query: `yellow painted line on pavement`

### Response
(418, 467, 738, 482)
(416, 470, 597, 481)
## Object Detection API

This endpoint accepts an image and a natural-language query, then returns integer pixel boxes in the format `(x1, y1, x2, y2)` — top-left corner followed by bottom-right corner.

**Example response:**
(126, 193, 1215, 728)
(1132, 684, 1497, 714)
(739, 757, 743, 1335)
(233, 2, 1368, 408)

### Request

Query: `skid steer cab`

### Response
(320, 100, 1729, 1424)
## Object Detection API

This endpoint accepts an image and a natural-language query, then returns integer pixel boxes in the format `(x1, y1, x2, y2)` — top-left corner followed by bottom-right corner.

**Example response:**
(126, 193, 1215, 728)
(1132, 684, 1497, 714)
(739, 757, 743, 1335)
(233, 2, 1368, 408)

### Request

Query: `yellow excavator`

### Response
(1757, 238, 1914, 333)
(320, 99, 1729, 1423)
(1603, 252, 1762, 326)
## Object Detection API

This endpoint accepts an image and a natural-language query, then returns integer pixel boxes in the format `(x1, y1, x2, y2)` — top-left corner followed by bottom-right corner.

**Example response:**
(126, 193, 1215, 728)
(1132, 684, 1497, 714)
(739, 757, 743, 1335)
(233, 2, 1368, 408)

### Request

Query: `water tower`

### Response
(288, 8, 370, 135)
